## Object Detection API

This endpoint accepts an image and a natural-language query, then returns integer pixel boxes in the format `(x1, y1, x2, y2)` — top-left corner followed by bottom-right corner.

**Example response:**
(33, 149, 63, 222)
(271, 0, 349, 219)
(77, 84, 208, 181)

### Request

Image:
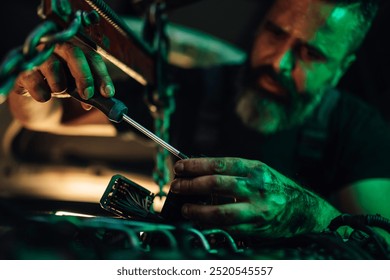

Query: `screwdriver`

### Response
(68, 90, 189, 160)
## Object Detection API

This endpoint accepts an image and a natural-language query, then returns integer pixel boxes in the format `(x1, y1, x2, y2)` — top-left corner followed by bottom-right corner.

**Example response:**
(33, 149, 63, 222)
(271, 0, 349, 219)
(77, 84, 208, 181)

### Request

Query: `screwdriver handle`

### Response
(68, 90, 128, 123)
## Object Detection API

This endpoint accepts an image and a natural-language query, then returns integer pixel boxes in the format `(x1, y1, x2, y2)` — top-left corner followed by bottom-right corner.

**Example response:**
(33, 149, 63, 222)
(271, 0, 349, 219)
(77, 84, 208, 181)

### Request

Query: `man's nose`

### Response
(271, 47, 298, 94)
(272, 48, 296, 74)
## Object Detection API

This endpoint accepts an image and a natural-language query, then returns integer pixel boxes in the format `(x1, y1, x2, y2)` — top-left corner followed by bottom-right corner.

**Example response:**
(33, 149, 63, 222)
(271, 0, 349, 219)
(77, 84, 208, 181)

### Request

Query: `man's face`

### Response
(236, 0, 361, 134)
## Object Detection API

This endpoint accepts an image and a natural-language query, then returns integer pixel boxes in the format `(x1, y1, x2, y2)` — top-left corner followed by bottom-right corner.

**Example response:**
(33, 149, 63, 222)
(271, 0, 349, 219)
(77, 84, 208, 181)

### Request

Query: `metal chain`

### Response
(154, 4, 175, 197)
(153, 85, 176, 197)
(0, 10, 83, 103)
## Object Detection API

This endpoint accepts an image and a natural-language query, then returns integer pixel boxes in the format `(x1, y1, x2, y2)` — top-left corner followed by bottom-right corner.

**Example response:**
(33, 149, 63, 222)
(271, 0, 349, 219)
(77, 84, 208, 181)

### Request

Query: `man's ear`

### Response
(342, 53, 357, 73)
(331, 54, 356, 87)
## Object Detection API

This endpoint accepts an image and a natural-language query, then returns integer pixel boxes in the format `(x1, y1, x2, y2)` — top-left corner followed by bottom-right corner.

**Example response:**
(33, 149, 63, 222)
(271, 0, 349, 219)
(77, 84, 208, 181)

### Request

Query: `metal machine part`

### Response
(1, 209, 388, 259)
(100, 174, 161, 221)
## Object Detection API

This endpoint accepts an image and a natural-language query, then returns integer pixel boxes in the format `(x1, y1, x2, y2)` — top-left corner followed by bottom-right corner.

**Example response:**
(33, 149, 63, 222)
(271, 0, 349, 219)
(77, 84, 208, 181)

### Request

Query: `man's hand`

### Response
(8, 41, 116, 134)
(11, 41, 115, 102)
(170, 157, 340, 238)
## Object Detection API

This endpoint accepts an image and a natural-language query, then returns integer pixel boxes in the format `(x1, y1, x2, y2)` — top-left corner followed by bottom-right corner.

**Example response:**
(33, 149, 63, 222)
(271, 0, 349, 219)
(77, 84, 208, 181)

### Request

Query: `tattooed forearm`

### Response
(278, 185, 336, 236)
(258, 168, 340, 238)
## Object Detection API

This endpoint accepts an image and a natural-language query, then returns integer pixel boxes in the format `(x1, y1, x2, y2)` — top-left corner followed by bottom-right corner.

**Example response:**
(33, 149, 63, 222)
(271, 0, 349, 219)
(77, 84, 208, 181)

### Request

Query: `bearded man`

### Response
(7, 0, 390, 243)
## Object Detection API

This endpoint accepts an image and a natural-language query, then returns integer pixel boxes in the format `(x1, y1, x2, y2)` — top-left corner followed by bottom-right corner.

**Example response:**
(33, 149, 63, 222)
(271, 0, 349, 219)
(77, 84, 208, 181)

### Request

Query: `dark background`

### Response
(1, 0, 389, 119)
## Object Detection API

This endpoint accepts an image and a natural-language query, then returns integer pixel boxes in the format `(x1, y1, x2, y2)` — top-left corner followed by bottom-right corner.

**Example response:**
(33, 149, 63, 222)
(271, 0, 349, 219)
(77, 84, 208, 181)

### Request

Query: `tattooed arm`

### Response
(169, 157, 340, 238)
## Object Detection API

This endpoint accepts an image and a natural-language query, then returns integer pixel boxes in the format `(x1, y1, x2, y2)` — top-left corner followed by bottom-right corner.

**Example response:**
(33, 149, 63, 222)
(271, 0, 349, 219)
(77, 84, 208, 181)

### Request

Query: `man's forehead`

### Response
(267, 0, 332, 31)
(266, 0, 360, 39)
(322, 4, 361, 35)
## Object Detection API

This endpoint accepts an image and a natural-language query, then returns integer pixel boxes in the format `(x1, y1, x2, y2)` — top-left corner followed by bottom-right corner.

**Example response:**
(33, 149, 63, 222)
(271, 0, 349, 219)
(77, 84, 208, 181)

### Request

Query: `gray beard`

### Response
(235, 88, 324, 135)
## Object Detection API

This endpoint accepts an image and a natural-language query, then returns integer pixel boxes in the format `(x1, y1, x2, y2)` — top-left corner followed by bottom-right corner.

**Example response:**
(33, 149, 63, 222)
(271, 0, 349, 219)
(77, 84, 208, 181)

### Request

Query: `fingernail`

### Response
(81, 103, 93, 111)
(83, 87, 94, 100)
(182, 204, 189, 218)
(103, 84, 115, 97)
(174, 162, 184, 174)
(170, 180, 180, 193)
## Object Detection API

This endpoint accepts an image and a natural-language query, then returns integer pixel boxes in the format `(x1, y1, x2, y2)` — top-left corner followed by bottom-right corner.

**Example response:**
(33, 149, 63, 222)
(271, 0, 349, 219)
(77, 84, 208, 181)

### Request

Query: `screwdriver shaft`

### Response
(122, 114, 188, 160)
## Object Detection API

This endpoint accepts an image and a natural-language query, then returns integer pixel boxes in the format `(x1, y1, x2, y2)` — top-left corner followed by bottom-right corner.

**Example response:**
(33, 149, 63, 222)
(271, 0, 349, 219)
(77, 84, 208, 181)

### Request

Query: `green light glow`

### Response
(331, 7, 348, 22)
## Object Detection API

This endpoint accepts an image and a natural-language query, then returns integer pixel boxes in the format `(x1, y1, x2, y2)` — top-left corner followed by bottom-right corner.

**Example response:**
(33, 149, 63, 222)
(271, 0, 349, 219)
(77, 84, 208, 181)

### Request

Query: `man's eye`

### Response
(300, 46, 326, 61)
(264, 22, 286, 38)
